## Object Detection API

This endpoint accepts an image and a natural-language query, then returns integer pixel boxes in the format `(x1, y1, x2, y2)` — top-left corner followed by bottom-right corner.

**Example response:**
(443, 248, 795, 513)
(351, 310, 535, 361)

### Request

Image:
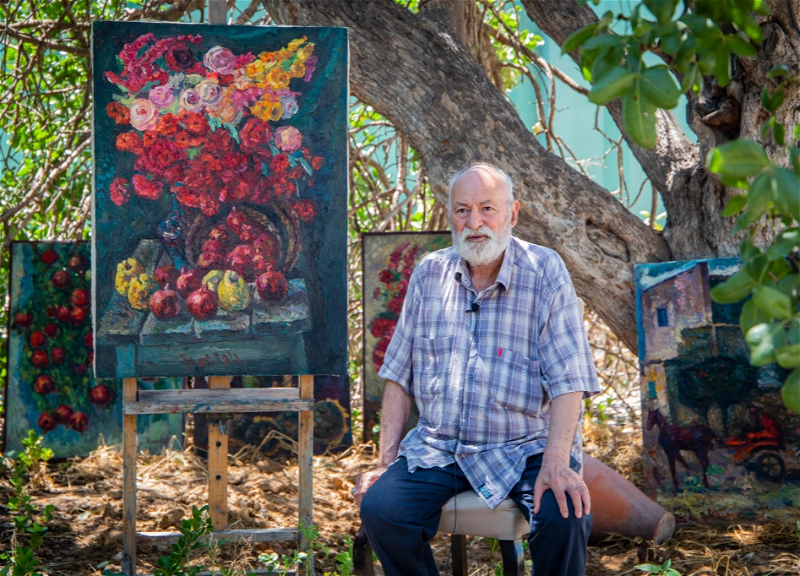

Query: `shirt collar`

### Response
(453, 237, 516, 292)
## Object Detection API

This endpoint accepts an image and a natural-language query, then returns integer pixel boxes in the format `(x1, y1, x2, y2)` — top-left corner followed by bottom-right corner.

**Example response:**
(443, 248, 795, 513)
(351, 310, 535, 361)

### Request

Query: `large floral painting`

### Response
(635, 258, 800, 523)
(91, 22, 348, 379)
(3, 242, 184, 459)
(361, 232, 451, 442)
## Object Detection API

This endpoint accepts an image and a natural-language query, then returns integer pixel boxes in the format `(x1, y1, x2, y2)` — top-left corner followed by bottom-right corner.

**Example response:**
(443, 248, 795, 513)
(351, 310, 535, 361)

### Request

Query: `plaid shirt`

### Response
(378, 237, 600, 509)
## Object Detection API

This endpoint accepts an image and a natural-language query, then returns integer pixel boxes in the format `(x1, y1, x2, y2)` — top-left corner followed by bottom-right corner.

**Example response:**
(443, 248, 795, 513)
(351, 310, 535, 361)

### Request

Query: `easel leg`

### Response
(298, 375, 314, 573)
(122, 377, 138, 576)
(208, 376, 231, 531)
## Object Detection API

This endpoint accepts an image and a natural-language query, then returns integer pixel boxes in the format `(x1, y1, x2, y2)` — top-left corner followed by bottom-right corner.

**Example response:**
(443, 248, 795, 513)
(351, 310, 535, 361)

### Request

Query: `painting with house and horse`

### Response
(635, 258, 800, 523)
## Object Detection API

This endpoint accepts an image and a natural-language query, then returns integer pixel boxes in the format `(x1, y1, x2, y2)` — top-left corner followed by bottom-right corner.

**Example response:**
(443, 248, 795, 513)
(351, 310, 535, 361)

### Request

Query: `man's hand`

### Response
(533, 459, 591, 519)
(354, 466, 388, 505)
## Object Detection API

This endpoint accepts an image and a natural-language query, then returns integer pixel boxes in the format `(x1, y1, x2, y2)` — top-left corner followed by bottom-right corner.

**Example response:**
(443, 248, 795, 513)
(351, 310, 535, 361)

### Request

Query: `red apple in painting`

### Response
(50, 347, 66, 364)
(52, 269, 72, 289)
(70, 306, 88, 325)
(68, 253, 87, 272)
(40, 248, 59, 265)
(44, 323, 59, 338)
(69, 412, 89, 433)
(90, 383, 113, 406)
(14, 311, 33, 328)
(72, 362, 88, 375)
(187, 285, 219, 321)
(38, 412, 57, 432)
(30, 331, 47, 349)
(57, 305, 71, 323)
(153, 264, 180, 288)
(196, 250, 225, 273)
(34, 375, 55, 395)
(70, 288, 90, 307)
(176, 268, 203, 299)
(256, 270, 289, 301)
(31, 350, 49, 368)
(53, 404, 73, 425)
(202, 239, 228, 255)
(84, 331, 93, 349)
(149, 285, 181, 319)
(253, 232, 280, 261)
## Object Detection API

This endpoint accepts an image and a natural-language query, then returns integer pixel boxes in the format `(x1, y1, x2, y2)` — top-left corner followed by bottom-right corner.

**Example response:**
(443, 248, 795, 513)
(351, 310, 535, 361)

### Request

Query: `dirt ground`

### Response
(2, 415, 799, 576)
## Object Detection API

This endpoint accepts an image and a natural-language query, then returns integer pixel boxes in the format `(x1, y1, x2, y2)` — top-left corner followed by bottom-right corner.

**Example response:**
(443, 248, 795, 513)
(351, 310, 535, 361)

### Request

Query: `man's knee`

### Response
(359, 485, 385, 529)
(530, 494, 592, 540)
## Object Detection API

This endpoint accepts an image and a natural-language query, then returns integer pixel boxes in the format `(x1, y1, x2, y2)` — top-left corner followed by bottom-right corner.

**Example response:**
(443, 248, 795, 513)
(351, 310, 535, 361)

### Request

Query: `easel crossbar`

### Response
(138, 528, 298, 546)
(125, 388, 314, 414)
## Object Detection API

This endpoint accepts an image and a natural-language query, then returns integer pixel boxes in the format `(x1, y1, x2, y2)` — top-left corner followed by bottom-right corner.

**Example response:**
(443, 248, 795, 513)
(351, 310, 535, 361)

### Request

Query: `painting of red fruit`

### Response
(5, 241, 186, 459)
(92, 22, 348, 380)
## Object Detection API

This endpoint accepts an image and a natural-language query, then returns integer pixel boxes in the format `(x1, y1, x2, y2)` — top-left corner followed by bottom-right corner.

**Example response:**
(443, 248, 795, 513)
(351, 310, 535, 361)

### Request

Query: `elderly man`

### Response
(356, 162, 600, 575)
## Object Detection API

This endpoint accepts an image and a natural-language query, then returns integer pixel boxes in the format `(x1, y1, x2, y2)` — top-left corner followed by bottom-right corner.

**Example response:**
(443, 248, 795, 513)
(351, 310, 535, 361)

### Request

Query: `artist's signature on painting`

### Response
(180, 351, 244, 370)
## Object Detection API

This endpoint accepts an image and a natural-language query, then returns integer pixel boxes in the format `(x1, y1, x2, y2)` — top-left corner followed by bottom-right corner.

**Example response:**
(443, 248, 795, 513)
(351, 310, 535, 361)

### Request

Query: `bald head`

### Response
(447, 162, 514, 208)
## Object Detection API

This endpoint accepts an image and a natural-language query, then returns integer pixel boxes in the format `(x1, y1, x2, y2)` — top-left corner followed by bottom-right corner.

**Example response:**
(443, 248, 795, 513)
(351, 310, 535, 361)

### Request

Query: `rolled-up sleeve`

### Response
(377, 266, 423, 396)
(537, 263, 600, 401)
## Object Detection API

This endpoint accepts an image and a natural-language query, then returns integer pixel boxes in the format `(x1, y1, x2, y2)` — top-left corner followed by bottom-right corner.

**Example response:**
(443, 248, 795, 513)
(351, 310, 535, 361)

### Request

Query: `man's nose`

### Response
(466, 209, 483, 230)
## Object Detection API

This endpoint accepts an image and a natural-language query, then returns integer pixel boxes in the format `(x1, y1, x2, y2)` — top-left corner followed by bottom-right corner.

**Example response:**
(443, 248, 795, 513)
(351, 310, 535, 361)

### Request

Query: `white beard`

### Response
(451, 220, 512, 267)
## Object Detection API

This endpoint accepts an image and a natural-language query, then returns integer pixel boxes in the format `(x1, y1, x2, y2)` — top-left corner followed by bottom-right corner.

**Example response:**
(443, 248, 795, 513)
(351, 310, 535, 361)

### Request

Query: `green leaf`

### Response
(790, 148, 800, 173)
(752, 284, 794, 320)
(640, 65, 682, 109)
(710, 268, 757, 303)
(773, 167, 800, 221)
(789, 317, 800, 344)
(780, 369, 800, 414)
(714, 43, 731, 87)
(588, 67, 637, 105)
(622, 91, 658, 148)
(725, 34, 757, 57)
(740, 172, 774, 226)
(775, 344, 800, 368)
(643, 0, 676, 25)
(591, 45, 625, 85)
(707, 140, 771, 181)
(767, 229, 800, 260)
(722, 194, 747, 217)
(740, 298, 771, 334)
(774, 122, 785, 147)
(562, 24, 598, 54)
(634, 564, 662, 574)
(767, 64, 790, 79)
(746, 321, 788, 365)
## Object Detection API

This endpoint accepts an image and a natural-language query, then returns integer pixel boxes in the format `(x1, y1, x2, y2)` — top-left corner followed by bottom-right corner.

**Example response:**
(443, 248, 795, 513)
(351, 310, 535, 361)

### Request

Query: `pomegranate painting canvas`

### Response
(4, 242, 184, 458)
(635, 258, 800, 523)
(361, 232, 450, 443)
(91, 22, 348, 379)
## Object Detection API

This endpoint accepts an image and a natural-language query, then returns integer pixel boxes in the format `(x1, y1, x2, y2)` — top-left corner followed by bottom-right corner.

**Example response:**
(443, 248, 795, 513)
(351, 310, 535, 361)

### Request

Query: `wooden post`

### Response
(121, 377, 138, 576)
(208, 0, 226, 24)
(298, 375, 314, 570)
(208, 376, 232, 531)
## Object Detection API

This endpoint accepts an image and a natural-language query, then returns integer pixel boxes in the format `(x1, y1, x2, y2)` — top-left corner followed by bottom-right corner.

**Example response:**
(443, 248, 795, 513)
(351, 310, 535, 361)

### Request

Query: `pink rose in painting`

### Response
(130, 99, 158, 131)
(280, 95, 299, 119)
(274, 126, 302, 152)
(110, 177, 131, 206)
(132, 174, 163, 200)
(179, 88, 203, 111)
(196, 80, 222, 105)
(203, 46, 236, 74)
(149, 85, 175, 108)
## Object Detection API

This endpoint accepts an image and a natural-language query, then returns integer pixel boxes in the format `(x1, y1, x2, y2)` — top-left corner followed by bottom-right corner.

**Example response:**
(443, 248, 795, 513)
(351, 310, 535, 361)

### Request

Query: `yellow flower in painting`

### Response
(287, 37, 307, 52)
(251, 97, 283, 122)
(289, 61, 306, 79)
(296, 43, 315, 63)
(259, 50, 278, 63)
(265, 65, 290, 90)
(245, 59, 265, 79)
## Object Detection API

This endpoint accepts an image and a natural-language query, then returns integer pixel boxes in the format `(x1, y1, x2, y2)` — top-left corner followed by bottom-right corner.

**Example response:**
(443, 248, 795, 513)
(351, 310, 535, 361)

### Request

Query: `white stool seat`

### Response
(438, 491, 528, 540)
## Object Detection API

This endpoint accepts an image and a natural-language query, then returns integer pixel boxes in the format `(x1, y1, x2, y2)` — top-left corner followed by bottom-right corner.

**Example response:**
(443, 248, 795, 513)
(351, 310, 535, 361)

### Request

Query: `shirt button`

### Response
(474, 335, 479, 342)
(469, 373, 474, 379)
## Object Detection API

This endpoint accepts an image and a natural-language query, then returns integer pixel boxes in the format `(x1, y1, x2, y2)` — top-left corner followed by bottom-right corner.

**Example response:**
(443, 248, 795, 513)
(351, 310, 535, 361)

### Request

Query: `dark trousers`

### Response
(360, 454, 591, 576)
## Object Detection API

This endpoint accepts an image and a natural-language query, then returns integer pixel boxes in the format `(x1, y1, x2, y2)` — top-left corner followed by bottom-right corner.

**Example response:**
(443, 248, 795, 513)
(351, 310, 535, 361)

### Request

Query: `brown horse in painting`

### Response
(646, 409, 716, 492)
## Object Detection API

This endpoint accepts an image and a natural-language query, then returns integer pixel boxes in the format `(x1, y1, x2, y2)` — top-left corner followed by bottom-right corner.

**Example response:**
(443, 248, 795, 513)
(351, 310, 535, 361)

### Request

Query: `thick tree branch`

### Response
(264, 0, 673, 351)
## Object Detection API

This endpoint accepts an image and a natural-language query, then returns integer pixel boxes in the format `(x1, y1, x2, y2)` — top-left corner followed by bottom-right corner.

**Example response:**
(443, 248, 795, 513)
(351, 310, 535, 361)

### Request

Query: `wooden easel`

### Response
(120, 374, 315, 575)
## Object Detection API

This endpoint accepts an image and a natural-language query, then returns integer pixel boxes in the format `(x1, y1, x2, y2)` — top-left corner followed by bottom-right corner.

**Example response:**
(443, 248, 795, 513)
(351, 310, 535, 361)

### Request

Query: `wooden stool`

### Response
(353, 491, 528, 576)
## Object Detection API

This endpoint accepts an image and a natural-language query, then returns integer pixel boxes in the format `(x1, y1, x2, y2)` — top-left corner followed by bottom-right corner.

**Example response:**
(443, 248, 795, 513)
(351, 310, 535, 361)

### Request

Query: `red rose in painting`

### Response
(164, 42, 196, 71)
(14, 311, 33, 328)
(240, 117, 272, 152)
(270, 153, 290, 174)
(156, 113, 180, 136)
(200, 194, 221, 217)
(53, 404, 73, 425)
(205, 129, 232, 156)
(72, 362, 88, 375)
(69, 412, 89, 433)
(174, 130, 204, 149)
(40, 248, 59, 265)
(132, 174, 163, 200)
(142, 130, 159, 149)
(70, 306, 88, 325)
(273, 178, 296, 199)
(30, 331, 47, 349)
(84, 331, 93, 349)
(116, 131, 143, 155)
(38, 412, 57, 432)
(69, 254, 87, 272)
(52, 269, 72, 289)
(293, 199, 316, 224)
(373, 336, 391, 372)
(71, 288, 90, 307)
(179, 110, 210, 136)
(34, 375, 56, 395)
(90, 384, 114, 406)
(387, 295, 404, 315)
(106, 101, 130, 125)
(110, 177, 132, 207)
(397, 280, 409, 299)
(379, 269, 395, 286)
(370, 317, 397, 339)
(56, 305, 71, 323)
(50, 347, 66, 364)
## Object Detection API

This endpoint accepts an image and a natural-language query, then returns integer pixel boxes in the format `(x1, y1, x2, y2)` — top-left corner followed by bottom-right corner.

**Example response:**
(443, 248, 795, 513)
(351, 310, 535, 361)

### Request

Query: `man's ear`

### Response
(510, 200, 520, 228)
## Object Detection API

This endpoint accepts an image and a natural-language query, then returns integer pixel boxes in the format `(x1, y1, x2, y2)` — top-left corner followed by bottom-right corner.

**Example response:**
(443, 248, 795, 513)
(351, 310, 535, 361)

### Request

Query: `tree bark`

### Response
(265, 0, 674, 352)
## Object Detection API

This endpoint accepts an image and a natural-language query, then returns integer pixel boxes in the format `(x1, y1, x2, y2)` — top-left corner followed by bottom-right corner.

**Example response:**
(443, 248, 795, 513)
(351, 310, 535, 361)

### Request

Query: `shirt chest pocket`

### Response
(488, 349, 543, 415)
(413, 335, 455, 377)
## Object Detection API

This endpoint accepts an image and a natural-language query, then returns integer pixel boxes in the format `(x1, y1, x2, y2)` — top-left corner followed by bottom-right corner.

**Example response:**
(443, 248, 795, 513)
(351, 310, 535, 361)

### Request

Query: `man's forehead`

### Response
(451, 166, 505, 197)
